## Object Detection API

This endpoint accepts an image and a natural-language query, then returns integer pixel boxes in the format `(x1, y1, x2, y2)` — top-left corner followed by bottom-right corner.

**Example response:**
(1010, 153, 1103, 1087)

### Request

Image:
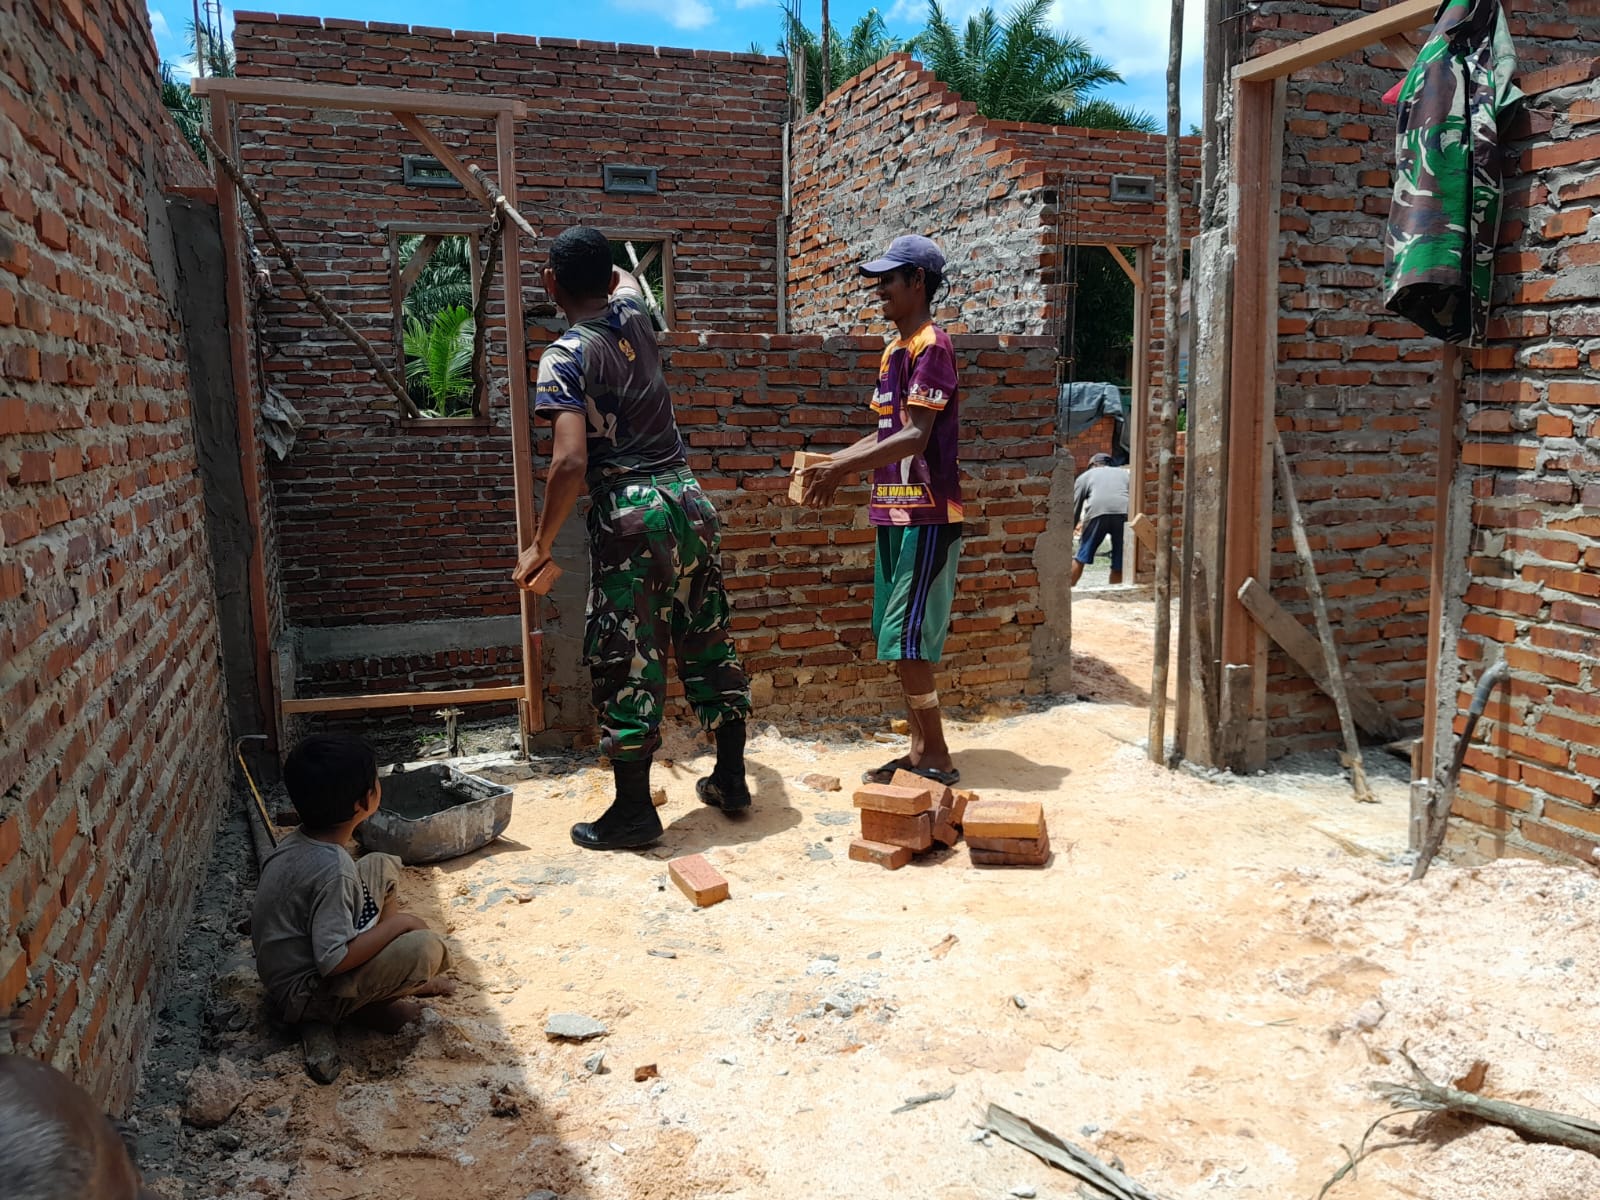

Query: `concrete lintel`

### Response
(296, 615, 521, 664)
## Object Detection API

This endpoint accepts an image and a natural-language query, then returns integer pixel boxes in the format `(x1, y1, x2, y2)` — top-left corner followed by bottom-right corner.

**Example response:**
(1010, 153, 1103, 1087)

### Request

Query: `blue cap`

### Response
(859, 234, 946, 277)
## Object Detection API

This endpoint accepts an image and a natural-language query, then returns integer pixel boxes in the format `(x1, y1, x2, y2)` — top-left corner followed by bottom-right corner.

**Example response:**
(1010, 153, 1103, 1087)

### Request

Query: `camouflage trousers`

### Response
(585, 465, 751, 762)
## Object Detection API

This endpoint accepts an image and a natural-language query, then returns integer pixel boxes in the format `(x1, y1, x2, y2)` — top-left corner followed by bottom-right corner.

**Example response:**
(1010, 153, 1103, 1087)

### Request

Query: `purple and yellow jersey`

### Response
(869, 322, 961, 527)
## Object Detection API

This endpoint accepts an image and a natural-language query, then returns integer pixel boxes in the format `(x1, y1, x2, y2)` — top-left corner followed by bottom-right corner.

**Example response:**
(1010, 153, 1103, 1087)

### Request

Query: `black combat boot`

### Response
(571, 759, 664, 850)
(695, 719, 751, 812)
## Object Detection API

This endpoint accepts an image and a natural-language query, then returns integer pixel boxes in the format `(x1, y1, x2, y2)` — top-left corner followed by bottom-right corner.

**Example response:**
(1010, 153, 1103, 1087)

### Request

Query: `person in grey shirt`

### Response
(252, 736, 453, 1036)
(1072, 453, 1130, 586)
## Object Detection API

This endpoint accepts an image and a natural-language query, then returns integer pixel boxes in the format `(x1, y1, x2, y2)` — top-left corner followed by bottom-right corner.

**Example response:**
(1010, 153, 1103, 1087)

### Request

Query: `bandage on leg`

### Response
(906, 690, 939, 711)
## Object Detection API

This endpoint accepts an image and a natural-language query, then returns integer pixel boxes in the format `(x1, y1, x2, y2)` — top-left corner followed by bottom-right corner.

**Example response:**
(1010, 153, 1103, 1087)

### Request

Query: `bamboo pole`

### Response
(1148, 0, 1185, 765)
(199, 127, 421, 417)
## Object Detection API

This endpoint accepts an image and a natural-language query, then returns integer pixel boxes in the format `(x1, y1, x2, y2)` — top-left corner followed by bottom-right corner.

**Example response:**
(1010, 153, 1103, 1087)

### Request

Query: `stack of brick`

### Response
(963, 800, 1051, 867)
(848, 769, 971, 870)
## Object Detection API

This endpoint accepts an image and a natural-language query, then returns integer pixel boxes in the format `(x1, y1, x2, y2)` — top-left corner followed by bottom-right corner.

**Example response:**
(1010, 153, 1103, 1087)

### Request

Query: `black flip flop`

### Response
(861, 758, 960, 787)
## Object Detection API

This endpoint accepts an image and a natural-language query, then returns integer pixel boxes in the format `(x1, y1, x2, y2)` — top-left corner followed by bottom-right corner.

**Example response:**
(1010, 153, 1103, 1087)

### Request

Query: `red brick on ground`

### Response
(669, 855, 730, 907)
(860, 809, 934, 852)
(963, 801, 1046, 840)
(852, 784, 939, 815)
(848, 839, 912, 870)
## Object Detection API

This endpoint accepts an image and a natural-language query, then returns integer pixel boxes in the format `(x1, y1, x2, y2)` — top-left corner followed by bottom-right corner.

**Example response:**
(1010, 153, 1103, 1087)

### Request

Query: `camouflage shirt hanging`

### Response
(1383, 0, 1521, 344)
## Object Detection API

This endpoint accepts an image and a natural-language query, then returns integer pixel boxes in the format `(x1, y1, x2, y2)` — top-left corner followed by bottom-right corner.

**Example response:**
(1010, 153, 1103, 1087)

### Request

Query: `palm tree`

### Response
(779, 4, 909, 113)
(403, 305, 476, 416)
(161, 63, 206, 160)
(399, 235, 474, 328)
(912, 0, 1156, 130)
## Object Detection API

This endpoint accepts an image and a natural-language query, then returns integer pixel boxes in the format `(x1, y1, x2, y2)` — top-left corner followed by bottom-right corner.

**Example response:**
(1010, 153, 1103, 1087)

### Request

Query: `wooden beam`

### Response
(282, 685, 524, 715)
(1128, 246, 1153, 577)
(1420, 346, 1463, 783)
(498, 108, 545, 739)
(397, 234, 443, 295)
(1218, 78, 1283, 771)
(1382, 33, 1419, 69)
(1273, 438, 1375, 802)
(1237, 577, 1402, 740)
(393, 112, 494, 205)
(192, 76, 526, 118)
(1131, 511, 1157, 551)
(1104, 244, 1141, 289)
(1234, 0, 1434, 82)
(210, 96, 281, 750)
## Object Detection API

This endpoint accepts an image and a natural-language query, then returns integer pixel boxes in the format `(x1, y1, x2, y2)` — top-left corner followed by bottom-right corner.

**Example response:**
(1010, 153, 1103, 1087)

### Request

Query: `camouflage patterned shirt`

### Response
(1383, 0, 1522, 344)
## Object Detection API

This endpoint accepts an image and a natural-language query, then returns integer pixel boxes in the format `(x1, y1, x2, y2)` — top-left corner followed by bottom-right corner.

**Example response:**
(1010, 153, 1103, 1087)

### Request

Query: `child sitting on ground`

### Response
(252, 734, 454, 1034)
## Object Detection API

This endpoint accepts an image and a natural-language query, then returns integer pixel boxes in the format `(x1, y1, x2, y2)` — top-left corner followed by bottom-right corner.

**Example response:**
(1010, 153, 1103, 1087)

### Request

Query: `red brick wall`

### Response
(0, 0, 230, 1109)
(273, 327, 1069, 723)
(1446, 61, 1600, 865)
(1247, 1, 1600, 755)
(232, 14, 789, 332)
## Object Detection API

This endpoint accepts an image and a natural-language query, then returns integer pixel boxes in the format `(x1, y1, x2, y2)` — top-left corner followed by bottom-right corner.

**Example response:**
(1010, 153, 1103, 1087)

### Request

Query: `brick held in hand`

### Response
(852, 783, 938, 815)
(849, 837, 912, 869)
(962, 800, 1045, 840)
(523, 557, 562, 595)
(788, 451, 831, 503)
(860, 808, 933, 851)
(668, 854, 729, 906)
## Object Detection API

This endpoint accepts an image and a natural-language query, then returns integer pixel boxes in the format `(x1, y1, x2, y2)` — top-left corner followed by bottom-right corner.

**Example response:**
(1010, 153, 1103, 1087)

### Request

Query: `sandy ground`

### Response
(136, 598, 1600, 1200)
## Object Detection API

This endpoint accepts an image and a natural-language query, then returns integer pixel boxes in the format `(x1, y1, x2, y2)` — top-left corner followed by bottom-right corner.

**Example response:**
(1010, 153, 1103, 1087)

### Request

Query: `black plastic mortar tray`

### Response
(357, 762, 513, 864)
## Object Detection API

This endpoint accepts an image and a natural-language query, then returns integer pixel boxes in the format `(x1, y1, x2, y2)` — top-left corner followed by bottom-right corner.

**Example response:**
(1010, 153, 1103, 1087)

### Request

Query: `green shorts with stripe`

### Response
(872, 523, 963, 663)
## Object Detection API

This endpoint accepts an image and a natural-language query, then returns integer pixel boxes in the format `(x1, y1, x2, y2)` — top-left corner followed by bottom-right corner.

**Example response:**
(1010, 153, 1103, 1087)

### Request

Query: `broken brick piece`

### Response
(801, 772, 842, 792)
(668, 854, 730, 907)
(889, 768, 952, 812)
(932, 806, 961, 847)
(848, 838, 912, 869)
(650, 786, 668, 808)
(860, 808, 934, 851)
(852, 783, 938, 815)
(949, 788, 978, 826)
(962, 800, 1045, 840)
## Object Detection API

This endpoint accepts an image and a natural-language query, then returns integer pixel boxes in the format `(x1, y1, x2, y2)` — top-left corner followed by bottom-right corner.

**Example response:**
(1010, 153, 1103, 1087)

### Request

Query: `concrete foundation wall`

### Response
(0, 0, 230, 1109)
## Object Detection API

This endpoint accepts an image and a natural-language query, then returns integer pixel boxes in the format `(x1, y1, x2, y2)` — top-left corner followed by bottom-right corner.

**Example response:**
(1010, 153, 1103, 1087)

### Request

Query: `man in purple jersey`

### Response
(804, 235, 963, 786)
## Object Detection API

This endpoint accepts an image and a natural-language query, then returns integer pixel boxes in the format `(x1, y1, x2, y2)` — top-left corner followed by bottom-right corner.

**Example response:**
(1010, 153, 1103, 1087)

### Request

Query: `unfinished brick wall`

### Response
(232, 14, 788, 332)
(1445, 61, 1600, 865)
(0, 0, 230, 1109)
(272, 326, 1070, 724)
(1247, 1, 1600, 756)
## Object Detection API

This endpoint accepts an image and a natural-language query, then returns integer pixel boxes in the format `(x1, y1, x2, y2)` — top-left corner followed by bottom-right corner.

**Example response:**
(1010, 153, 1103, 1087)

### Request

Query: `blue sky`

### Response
(148, 1, 1204, 126)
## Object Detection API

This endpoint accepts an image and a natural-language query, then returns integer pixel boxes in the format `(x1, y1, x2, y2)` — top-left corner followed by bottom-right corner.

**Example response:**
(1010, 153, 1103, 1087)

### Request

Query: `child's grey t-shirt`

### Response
(251, 830, 380, 1019)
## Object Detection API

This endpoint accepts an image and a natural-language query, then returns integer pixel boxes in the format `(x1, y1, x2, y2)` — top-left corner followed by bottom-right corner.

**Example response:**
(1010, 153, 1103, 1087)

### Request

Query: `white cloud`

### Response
(614, 0, 717, 29)
(1055, 0, 1206, 121)
(734, 0, 775, 9)
(149, 8, 172, 38)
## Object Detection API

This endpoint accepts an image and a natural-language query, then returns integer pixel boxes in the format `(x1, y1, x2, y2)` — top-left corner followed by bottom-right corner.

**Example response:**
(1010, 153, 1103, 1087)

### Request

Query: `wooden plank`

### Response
(1420, 346, 1463, 790)
(397, 234, 443, 295)
(393, 112, 493, 205)
(282, 685, 524, 714)
(1218, 78, 1283, 771)
(1128, 245, 1153, 577)
(192, 76, 526, 118)
(1273, 438, 1375, 802)
(1382, 34, 1419, 69)
(1234, 0, 1435, 82)
(1131, 511, 1156, 551)
(1236, 576, 1401, 740)
(497, 108, 543, 740)
(210, 97, 280, 750)
(1104, 244, 1141, 289)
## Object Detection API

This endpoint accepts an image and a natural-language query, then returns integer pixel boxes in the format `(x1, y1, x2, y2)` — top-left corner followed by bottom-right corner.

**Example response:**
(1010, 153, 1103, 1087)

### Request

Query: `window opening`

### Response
(608, 236, 672, 332)
(393, 228, 483, 418)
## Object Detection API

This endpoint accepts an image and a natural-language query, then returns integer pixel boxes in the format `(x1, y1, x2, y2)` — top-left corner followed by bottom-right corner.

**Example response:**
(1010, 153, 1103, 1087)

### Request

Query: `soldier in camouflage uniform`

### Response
(513, 226, 752, 851)
(1383, 0, 1521, 343)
